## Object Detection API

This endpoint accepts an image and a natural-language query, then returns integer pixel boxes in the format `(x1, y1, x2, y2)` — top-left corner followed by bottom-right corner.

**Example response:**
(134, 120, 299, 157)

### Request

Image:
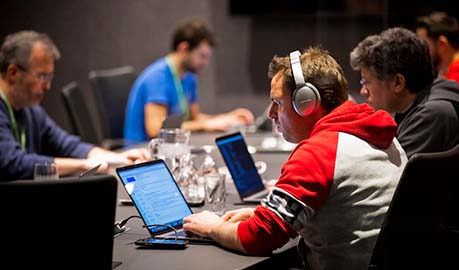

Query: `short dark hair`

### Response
(268, 47, 348, 112)
(171, 19, 216, 51)
(0, 30, 60, 74)
(416, 11, 459, 49)
(350, 27, 435, 93)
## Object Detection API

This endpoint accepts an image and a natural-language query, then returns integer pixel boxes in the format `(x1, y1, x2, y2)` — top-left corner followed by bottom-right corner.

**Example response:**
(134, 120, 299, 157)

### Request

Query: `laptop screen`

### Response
(215, 132, 265, 198)
(116, 160, 192, 235)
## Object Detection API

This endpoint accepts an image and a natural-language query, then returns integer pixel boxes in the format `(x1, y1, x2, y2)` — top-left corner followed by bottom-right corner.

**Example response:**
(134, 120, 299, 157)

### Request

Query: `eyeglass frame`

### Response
(359, 78, 369, 87)
(15, 64, 54, 84)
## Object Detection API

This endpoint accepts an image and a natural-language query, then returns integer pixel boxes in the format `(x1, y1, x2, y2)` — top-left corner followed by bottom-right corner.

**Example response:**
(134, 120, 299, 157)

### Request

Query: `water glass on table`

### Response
(34, 162, 59, 180)
(205, 173, 226, 215)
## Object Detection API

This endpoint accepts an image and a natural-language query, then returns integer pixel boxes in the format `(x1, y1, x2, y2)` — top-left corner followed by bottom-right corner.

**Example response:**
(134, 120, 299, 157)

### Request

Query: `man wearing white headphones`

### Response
(184, 47, 407, 269)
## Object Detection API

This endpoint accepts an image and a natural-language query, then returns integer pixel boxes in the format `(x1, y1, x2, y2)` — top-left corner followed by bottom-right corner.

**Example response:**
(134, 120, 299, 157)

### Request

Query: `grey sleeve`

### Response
(397, 101, 459, 158)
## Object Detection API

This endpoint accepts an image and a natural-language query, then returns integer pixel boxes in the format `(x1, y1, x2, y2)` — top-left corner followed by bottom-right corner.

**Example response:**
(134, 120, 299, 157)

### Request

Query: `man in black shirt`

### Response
(350, 27, 459, 158)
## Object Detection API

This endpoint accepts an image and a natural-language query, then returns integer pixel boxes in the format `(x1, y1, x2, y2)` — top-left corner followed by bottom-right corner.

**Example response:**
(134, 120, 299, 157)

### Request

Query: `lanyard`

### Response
(0, 89, 26, 149)
(165, 56, 189, 120)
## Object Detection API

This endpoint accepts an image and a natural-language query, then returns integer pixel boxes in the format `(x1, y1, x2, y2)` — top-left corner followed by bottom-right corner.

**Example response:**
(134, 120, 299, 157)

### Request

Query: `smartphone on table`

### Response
(135, 238, 188, 249)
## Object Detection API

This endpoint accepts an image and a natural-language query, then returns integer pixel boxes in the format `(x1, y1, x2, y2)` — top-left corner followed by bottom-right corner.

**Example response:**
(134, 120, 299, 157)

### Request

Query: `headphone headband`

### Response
(289, 50, 305, 87)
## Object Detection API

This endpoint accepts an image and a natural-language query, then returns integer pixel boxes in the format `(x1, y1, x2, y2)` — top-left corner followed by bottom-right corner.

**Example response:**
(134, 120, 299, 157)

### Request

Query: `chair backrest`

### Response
(61, 81, 102, 145)
(369, 144, 459, 269)
(89, 66, 135, 139)
(0, 175, 118, 269)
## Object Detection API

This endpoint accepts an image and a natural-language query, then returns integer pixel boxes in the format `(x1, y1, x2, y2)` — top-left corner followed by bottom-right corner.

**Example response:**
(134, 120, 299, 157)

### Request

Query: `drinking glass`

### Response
(205, 173, 226, 215)
(34, 163, 59, 180)
(159, 128, 191, 175)
(175, 155, 204, 205)
(197, 145, 218, 176)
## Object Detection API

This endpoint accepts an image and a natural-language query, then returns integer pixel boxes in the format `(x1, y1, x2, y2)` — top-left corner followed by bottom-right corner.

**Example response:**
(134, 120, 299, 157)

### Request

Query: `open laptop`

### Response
(215, 132, 269, 203)
(162, 113, 185, 129)
(78, 163, 101, 178)
(115, 159, 213, 244)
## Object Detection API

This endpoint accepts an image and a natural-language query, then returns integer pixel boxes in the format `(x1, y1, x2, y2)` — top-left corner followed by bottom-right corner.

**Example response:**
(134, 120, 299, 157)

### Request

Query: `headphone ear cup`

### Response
(292, 83, 320, 116)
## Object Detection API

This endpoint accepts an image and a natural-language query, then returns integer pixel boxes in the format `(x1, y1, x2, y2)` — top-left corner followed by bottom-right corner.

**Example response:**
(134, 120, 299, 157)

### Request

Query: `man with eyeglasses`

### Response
(0, 30, 150, 180)
(350, 27, 459, 158)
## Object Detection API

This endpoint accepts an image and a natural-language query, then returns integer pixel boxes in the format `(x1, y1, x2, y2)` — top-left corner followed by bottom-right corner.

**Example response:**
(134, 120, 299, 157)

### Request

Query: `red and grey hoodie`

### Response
(237, 101, 407, 270)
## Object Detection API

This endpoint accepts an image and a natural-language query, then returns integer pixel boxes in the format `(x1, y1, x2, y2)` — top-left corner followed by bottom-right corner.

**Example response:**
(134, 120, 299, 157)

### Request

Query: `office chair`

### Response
(89, 66, 135, 141)
(61, 81, 102, 145)
(369, 144, 459, 269)
(0, 175, 118, 269)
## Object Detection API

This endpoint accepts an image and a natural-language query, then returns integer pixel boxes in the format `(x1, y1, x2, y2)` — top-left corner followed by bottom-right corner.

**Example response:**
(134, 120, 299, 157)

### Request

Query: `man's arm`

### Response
(181, 103, 255, 132)
(145, 103, 168, 138)
(181, 103, 211, 131)
(55, 146, 150, 176)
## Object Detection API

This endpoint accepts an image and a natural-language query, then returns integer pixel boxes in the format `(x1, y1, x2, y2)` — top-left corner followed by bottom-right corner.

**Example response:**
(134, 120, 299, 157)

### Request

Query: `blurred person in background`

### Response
(124, 18, 254, 142)
(416, 11, 459, 83)
(0, 30, 149, 180)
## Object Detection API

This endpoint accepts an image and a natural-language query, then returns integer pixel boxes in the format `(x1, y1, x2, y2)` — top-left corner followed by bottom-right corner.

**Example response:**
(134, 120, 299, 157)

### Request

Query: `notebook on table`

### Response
(215, 132, 269, 203)
(115, 159, 213, 244)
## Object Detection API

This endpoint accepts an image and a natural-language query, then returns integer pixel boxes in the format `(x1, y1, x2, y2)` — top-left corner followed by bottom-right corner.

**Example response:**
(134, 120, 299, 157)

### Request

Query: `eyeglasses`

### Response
(16, 64, 54, 84)
(359, 78, 369, 87)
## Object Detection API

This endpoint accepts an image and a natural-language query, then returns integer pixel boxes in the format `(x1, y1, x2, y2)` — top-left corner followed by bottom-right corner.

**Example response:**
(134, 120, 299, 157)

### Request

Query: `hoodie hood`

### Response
(310, 100, 397, 149)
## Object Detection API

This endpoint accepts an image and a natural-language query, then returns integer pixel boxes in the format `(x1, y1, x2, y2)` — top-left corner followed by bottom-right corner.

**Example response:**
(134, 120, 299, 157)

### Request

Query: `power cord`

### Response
(114, 216, 179, 243)
(114, 215, 141, 235)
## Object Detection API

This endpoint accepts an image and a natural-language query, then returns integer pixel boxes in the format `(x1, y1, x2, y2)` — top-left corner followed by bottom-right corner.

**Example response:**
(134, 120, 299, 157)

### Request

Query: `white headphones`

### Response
(289, 50, 321, 116)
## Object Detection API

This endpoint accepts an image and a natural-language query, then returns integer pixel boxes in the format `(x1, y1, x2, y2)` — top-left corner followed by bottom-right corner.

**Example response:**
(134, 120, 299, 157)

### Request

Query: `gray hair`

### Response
(0, 30, 60, 74)
(350, 27, 434, 93)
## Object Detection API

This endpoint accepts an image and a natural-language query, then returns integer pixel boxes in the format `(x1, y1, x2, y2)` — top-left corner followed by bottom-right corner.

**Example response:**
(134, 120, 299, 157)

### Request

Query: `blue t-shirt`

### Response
(124, 57, 198, 142)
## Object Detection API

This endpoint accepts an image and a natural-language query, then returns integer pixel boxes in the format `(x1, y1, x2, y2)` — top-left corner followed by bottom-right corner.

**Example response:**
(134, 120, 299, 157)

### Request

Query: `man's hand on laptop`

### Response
(222, 208, 255, 223)
(183, 211, 224, 238)
(183, 210, 246, 253)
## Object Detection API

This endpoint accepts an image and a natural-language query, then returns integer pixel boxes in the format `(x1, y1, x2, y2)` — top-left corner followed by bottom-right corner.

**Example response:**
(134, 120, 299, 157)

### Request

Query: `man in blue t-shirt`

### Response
(124, 19, 254, 142)
(0, 31, 149, 180)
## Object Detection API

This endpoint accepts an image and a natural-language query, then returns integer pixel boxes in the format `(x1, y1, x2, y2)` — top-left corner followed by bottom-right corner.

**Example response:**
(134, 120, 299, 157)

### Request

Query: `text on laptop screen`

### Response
(216, 133, 265, 198)
(117, 161, 192, 234)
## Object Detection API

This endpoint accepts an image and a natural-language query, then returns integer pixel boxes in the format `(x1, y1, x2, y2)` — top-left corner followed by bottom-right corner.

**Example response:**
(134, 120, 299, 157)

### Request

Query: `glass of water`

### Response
(34, 163, 59, 180)
(205, 173, 226, 215)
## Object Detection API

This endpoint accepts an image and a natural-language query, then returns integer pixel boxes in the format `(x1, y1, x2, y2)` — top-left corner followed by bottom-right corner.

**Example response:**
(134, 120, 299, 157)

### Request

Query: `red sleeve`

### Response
(238, 205, 297, 255)
(237, 132, 338, 255)
(276, 132, 338, 211)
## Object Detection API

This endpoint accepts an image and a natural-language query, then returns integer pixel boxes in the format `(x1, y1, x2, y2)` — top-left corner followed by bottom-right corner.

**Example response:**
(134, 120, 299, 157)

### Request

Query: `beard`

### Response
(182, 58, 198, 74)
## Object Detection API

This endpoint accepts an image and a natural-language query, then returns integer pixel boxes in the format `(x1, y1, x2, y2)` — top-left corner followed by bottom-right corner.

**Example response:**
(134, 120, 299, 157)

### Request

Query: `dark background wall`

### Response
(1, 0, 455, 136)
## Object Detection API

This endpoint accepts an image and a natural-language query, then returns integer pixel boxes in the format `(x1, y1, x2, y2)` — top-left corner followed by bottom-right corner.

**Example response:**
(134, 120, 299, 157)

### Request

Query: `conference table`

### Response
(111, 131, 299, 270)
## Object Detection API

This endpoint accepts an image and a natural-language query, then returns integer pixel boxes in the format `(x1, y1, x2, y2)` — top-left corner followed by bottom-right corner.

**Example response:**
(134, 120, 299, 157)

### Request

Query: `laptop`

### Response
(78, 163, 101, 178)
(162, 113, 185, 129)
(215, 132, 269, 203)
(115, 159, 213, 244)
(0, 175, 118, 269)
